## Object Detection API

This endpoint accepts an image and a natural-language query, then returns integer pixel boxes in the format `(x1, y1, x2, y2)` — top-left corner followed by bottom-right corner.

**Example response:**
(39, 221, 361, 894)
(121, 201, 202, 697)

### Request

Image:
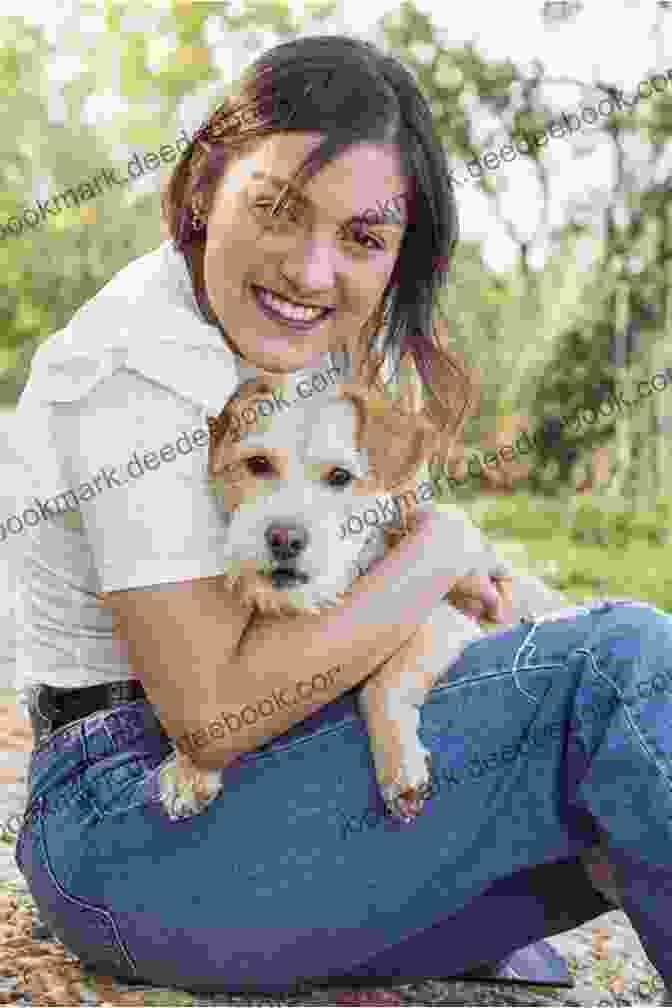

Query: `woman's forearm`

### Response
(185, 519, 461, 770)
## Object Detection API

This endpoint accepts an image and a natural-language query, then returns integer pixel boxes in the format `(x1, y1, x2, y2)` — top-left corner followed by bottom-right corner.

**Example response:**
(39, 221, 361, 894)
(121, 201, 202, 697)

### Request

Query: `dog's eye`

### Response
(246, 455, 274, 476)
(326, 467, 353, 488)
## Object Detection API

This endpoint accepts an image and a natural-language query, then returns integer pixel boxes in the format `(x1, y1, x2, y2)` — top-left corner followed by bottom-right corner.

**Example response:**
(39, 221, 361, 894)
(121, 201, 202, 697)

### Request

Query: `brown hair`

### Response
(161, 35, 479, 475)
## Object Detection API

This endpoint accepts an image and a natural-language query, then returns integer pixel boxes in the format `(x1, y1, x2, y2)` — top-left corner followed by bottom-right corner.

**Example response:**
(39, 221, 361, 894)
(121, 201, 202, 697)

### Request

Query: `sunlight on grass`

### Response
(471, 492, 672, 613)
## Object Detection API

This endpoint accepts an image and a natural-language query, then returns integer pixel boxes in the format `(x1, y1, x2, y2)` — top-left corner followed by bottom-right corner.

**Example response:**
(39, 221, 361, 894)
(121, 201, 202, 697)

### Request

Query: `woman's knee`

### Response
(576, 601, 672, 702)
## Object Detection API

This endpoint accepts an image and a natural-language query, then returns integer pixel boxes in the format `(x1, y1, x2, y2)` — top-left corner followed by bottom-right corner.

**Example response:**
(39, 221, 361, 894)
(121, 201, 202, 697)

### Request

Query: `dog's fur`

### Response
(158, 372, 566, 824)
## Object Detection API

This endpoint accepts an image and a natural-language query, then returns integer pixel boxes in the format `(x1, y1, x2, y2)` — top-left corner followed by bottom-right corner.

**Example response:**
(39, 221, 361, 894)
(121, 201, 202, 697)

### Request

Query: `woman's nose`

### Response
(280, 239, 339, 295)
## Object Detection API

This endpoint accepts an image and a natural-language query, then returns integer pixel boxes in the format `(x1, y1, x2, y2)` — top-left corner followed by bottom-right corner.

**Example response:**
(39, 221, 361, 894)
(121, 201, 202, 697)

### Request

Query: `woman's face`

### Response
(202, 131, 409, 373)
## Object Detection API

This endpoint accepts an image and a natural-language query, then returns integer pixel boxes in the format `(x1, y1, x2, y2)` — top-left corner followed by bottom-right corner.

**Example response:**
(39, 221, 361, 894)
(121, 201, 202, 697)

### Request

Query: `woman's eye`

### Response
(327, 467, 353, 488)
(247, 456, 274, 475)
(255, 199, 385, 251)
(348, 227, 386, 252)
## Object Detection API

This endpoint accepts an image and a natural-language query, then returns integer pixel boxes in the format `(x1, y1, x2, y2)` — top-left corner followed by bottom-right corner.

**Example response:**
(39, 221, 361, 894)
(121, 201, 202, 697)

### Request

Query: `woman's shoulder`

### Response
(21, 242, 240, 415)
(27, 241, 201, 377)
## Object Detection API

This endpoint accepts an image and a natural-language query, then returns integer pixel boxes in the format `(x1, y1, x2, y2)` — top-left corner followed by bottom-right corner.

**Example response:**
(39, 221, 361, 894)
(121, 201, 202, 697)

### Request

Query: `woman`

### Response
(11, 34, 672, 1001)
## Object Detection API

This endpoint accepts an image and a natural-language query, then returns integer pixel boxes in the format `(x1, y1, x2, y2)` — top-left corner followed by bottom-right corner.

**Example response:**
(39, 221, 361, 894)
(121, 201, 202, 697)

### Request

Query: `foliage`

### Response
(0, 1, 334, 404)
(475, 491, 672, 612)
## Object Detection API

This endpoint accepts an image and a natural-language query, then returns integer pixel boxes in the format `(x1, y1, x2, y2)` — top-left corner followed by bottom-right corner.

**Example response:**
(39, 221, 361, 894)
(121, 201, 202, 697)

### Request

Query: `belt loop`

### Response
(110, 681, 131, 704)
(27, 685, 57, 749)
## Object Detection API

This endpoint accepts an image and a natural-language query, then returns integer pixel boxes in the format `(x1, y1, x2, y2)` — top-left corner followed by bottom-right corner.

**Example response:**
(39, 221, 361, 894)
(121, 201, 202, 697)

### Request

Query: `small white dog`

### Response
(158, 373, 559, 824)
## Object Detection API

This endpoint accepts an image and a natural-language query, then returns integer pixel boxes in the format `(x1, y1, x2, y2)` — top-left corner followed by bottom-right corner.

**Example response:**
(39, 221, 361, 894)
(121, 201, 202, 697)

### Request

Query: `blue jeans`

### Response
(15, 600, 672, 995)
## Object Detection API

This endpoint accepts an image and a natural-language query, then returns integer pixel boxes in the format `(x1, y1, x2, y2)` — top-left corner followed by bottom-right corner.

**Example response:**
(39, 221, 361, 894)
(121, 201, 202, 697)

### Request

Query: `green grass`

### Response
(466, 492, 672, 614)
(523, 536, 672, 610)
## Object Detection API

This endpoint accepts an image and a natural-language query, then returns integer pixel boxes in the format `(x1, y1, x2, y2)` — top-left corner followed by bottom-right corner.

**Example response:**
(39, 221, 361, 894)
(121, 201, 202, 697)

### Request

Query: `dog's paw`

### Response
(382, 752, 433, 823)
(158, 757, 223, 822)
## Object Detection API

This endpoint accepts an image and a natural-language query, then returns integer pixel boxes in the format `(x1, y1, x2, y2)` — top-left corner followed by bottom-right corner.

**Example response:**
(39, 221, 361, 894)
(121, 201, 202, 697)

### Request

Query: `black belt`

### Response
(27, 680, 153, 748)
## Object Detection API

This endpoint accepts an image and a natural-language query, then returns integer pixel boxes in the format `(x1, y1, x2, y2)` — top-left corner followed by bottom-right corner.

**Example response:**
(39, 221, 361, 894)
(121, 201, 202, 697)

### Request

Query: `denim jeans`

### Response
(14, 599, 672, 995)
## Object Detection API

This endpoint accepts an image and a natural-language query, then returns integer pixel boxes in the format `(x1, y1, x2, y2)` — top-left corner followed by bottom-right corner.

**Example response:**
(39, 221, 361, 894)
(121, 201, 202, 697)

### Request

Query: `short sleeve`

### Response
(43, 369, 234, 592)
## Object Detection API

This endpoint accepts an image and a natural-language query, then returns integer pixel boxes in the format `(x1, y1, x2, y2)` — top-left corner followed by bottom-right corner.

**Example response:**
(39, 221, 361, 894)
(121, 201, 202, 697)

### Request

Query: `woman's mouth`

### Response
(252, 285, 334, 331)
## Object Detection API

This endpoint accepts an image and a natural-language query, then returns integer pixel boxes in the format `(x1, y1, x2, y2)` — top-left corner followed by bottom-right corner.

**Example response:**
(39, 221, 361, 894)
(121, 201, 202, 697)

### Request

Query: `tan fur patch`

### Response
(335, 383, 439, 498)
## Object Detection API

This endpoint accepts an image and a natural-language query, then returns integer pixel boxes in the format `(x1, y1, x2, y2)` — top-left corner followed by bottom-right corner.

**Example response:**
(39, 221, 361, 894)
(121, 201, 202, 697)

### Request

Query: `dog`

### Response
(158, 369, 526, 825)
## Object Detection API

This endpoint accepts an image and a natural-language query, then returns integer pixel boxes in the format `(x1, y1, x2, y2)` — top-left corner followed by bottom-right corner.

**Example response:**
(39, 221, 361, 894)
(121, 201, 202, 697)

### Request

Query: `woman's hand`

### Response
(445, 573, 514, 626)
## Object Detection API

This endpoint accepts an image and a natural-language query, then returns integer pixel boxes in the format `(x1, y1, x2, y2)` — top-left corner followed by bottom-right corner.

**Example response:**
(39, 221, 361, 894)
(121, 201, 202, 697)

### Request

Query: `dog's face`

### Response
(206, 378, 438, 613)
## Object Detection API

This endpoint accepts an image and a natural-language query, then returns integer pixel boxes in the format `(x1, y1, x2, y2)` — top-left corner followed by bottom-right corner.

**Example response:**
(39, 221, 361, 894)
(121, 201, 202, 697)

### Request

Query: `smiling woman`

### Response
(13, 32, 672, 1005)
(161, 35, 474, 441)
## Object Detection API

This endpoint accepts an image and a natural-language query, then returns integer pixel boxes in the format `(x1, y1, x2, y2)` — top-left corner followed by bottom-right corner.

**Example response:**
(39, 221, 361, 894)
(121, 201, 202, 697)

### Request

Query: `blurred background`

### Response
(2, 0, 672, 679)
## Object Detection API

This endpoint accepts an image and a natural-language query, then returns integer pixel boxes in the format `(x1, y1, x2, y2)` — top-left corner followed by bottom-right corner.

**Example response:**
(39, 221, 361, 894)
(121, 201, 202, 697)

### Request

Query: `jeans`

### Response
(14, 599, 672, 995)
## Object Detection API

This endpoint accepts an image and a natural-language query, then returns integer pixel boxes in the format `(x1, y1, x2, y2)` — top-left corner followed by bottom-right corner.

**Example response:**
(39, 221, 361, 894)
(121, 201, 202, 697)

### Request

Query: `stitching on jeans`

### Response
(95, 767, 161, 820)
(99, 717, 368, 818)
(27, 763, 89, 815)
(93, 754, 177, 818)
(509, 602, 626, 703)
(428, 627, 564, 697)
(522, 641, 538, 665)
(30, 750, 148, 822)
(572, 647, 625, 703)
(429, 667, 514, 693)
(36, 808, 138, 975)
(574, 646, 672, 792)
(511, 622, 541, 703)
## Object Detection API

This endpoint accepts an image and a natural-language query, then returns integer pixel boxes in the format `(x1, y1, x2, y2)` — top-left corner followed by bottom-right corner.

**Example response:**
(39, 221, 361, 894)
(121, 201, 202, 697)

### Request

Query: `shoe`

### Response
(307, 940, 574, 995)
(459, 939, 574, 987)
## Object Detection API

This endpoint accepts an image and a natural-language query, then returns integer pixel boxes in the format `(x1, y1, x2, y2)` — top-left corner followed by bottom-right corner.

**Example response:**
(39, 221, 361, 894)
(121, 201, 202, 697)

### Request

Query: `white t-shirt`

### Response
(9, 240, 351, 706)
(9, 240, 511, 711)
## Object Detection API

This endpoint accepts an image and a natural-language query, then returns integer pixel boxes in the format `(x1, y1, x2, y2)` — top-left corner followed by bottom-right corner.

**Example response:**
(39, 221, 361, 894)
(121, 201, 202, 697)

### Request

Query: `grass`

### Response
(463, 491, 672, 614)
(523, 536, 672, 610)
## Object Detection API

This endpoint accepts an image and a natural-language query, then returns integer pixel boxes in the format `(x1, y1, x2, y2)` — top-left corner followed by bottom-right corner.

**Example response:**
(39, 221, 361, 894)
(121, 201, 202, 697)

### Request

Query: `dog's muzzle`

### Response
(270, 568, 310, 589)
(265, 522, 312, 589)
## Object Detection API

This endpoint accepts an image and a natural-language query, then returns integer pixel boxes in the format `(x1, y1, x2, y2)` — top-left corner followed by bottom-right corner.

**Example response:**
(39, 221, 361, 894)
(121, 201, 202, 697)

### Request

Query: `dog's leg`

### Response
(358, 607, 482, 822)
(158, 746, 224, 821)
(358, 628, 434, 822)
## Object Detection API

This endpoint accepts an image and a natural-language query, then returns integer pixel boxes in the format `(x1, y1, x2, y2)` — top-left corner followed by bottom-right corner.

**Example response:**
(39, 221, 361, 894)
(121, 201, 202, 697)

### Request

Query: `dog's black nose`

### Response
(265, 522, 309, 561)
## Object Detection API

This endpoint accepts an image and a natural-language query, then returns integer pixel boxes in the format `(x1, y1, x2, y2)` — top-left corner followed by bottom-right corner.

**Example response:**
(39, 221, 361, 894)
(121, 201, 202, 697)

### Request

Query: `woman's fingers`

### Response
(447, 575, 515, 625)
(446, 574, 493, 621)
(492, 576, 514, 623)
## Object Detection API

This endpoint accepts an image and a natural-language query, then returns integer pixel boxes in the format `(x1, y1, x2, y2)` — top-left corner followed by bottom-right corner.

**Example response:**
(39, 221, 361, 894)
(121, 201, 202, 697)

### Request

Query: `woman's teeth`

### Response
(256, 286, 329, 323)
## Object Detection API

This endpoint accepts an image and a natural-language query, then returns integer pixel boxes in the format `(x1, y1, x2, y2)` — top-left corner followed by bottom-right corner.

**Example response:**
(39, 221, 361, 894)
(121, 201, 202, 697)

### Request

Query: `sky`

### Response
(14, 0, 672, 272)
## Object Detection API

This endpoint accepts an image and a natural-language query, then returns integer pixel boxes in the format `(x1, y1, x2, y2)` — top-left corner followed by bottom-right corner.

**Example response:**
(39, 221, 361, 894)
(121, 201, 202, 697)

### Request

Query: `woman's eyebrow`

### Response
(250, 171, 406, 228)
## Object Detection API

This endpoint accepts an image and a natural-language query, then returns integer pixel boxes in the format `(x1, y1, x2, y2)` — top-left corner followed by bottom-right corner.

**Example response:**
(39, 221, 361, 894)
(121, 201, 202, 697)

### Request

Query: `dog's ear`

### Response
(336, 383, 440, 495)
(207, 377, 280, 475)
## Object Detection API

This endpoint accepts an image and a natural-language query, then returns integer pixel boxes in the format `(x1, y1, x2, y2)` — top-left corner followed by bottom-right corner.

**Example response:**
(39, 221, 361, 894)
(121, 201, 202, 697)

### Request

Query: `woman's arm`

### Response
(105, 510, 476, 770)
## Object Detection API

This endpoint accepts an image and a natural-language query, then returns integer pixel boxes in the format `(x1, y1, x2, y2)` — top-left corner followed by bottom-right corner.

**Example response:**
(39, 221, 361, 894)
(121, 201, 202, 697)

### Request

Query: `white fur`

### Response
(216, 395, 391, 607)
(160, 385, 570, 821)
